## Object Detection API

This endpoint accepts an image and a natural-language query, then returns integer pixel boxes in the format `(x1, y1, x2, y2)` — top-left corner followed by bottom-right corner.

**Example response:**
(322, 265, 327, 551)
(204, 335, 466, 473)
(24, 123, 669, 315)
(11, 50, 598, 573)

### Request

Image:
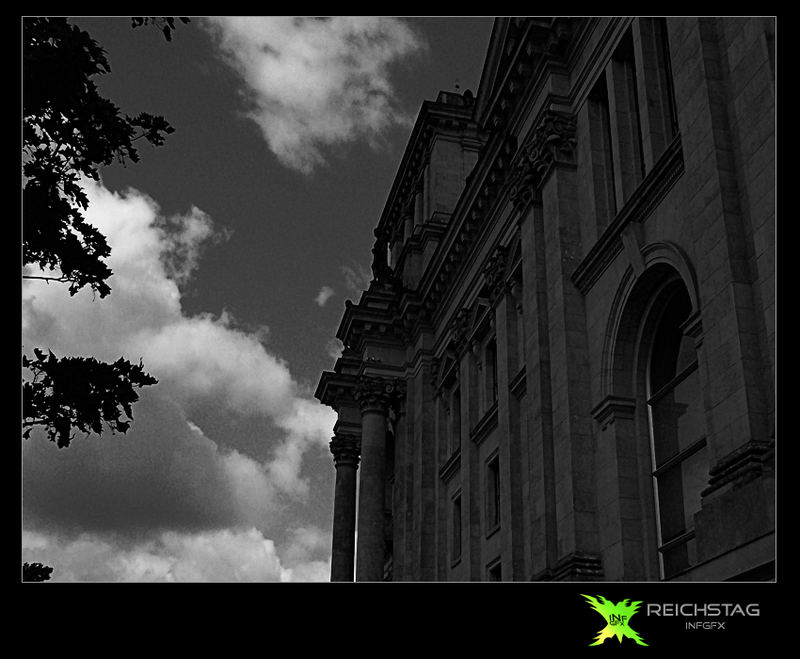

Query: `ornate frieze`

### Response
(329, 432, 361, 468)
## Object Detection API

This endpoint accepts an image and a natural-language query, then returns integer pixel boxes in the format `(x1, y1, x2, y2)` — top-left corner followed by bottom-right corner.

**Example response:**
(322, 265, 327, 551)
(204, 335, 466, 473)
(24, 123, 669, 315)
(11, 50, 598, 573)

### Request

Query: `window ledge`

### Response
(470, 402, 498, 446)
(439, 449, 461, 483)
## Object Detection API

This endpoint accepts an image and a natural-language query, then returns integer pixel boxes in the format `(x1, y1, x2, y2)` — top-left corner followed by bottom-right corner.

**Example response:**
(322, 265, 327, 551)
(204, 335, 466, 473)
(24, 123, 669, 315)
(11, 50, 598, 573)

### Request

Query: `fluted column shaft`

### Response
(329, 433, 360, 581)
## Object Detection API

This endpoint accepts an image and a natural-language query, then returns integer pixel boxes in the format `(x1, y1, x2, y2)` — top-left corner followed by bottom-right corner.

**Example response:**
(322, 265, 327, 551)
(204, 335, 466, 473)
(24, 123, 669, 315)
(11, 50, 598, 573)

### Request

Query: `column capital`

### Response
(508, 109, 577, 208)
(483, 245, 509, 306)
(329, 432, 361, 468)
(355, 375, 406, 414)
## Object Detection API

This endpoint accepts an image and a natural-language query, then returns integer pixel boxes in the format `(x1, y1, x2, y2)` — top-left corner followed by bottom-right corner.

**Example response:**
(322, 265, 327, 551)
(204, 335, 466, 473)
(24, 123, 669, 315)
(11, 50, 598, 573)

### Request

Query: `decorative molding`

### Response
(439, 449, 462, 484)
(702, 439, 775, 497)
(314, 371, 358, 412)
(591, 395, 636, 430)
(620, 221, 645, 276)
(479, 18, 579, 132)
(680, 310, 704, 349)
(420, 134, 518, 325)
(532, 551, 604, 581)
(329, 433, 361, 468)
(354, 375, 406, 415)
(449, 307, 472, 355)
(507, 109, 577, 213)
(483, 245, 510, 305)
(375, 93, 483, 246)
(571, 135, 684, 295)
(470, 402, 499, 446)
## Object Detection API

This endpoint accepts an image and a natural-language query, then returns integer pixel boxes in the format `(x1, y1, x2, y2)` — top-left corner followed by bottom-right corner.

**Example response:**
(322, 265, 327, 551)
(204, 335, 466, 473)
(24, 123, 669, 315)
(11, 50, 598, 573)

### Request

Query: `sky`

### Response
(22, 16, 493, 582)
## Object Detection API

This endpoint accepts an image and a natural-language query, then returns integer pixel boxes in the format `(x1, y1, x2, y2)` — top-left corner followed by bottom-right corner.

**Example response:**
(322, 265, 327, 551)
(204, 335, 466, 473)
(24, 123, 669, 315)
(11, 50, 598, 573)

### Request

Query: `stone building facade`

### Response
(316, 17, 775, 581)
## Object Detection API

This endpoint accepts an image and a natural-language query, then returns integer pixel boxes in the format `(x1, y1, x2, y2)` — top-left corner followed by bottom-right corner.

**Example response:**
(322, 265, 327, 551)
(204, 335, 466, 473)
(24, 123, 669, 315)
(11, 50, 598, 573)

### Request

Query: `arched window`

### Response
(647, 287, 707, 578)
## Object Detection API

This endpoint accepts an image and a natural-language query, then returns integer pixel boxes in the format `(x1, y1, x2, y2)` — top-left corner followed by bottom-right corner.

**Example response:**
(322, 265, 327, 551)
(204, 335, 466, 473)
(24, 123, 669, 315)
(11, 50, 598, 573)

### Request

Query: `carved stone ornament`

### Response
(354, 375, 406, 414)
(449, 308, 472, 353)
(329, 433, 361, 467)
(508, 110, 577, 207)
(483, 245, 509, 304)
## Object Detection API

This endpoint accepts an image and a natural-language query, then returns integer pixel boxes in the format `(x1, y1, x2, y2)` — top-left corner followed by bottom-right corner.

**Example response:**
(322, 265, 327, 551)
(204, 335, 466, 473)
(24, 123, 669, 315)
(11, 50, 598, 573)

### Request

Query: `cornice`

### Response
(336, 284, 403, 353)
(478, 18, 580, 133)
(315, 370, 358, 411)
(375, 94, 483, 245)
(419, 132, 518, 326)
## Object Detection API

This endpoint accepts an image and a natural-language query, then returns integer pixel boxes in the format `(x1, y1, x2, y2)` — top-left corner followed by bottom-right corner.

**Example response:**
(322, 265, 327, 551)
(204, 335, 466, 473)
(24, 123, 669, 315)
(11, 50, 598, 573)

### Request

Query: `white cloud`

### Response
(203, 16, 423, 173)
(314, 285, 335, 307)
(157, 207, 228, 286)
(22, 179, 337, 559)
(22, 527, 332, 582)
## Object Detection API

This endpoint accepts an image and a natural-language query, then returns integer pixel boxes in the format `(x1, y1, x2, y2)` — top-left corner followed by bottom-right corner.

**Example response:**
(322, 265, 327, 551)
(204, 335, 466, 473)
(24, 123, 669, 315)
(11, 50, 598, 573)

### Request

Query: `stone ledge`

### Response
(591, 395, 636, 430)
(470, 402, 499, 446)
(702, 439, 774, 497)
(439, 449, 462, 484)
(532, 551, 605, 581)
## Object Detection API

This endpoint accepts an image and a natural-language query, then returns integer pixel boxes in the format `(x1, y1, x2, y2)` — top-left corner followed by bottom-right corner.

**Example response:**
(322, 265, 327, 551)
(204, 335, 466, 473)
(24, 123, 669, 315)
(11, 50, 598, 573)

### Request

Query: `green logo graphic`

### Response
(582, 594, 648, 646)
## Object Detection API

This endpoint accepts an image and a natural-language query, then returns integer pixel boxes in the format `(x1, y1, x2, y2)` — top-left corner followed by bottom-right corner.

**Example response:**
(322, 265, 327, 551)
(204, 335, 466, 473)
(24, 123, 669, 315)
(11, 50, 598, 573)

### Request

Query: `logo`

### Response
(582, 594, 648, 646)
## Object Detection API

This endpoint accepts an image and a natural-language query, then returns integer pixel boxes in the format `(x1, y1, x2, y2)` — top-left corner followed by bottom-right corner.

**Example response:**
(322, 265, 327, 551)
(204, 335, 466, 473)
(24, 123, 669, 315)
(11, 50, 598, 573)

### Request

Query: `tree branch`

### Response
(22, 274, 70, 285)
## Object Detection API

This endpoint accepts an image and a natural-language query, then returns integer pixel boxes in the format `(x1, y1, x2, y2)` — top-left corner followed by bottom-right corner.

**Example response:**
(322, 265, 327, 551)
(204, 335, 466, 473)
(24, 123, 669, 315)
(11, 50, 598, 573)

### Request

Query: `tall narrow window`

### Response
(487, 561, 502, 581)
(588, 72, 618, 224)
(451, 494, 462, 563)
(486, 454, 501, 532)
(647, 288, 707, 579)
(485, 337, 498, 407)
(652, 18, 679, 141)
(451, 385, 461, 453)
(608, 29, 645, 202)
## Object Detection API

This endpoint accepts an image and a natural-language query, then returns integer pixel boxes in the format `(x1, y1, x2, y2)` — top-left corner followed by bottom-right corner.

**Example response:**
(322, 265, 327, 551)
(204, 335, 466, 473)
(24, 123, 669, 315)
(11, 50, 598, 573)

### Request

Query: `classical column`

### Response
(355, 376, 400, 581)
(329, 432, 360, 582)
